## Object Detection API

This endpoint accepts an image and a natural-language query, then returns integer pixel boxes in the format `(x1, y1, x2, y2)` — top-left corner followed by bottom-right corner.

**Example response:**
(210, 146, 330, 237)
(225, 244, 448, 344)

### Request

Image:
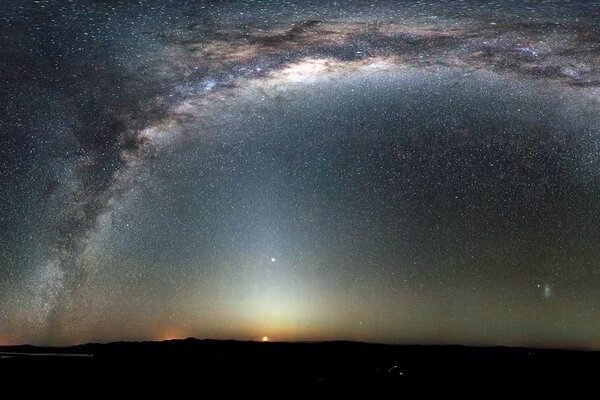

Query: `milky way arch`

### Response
(2, 1, 600, 346)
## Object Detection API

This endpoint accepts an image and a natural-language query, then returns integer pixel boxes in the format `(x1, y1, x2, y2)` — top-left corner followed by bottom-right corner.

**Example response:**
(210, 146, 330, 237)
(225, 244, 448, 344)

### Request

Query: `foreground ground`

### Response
(1, 339, 599, 391)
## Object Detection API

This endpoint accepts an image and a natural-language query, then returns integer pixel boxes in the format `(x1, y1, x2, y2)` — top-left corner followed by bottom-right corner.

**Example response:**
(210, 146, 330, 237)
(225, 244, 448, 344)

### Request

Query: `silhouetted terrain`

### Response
(1, 339, 599, 392)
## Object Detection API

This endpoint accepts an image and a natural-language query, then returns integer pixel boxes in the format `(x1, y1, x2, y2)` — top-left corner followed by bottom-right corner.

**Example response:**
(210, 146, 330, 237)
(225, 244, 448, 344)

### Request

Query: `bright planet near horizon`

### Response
(2, 0, 600, 350)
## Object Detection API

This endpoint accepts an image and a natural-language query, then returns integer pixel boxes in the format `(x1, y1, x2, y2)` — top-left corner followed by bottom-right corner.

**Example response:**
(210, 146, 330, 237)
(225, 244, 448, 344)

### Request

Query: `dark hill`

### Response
(1, 339, 599, 392)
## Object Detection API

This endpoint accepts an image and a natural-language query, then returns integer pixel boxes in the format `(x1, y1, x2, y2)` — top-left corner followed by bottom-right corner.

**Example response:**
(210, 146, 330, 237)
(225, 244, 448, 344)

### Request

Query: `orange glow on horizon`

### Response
(262, 336, 269, 342)
(158, 329, 184, 341)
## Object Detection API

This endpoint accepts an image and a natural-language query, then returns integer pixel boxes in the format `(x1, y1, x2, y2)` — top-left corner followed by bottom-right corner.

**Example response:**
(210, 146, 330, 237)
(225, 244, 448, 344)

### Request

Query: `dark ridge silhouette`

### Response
(2, 339, 600, 391)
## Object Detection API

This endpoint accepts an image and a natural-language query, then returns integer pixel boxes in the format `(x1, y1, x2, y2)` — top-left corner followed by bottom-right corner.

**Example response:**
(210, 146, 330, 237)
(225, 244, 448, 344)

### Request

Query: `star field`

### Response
(2, 0, 600, 348)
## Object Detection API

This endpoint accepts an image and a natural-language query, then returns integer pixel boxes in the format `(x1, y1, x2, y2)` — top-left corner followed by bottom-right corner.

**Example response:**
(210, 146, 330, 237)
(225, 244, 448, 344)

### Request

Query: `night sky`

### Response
(2, 0, 600, 348)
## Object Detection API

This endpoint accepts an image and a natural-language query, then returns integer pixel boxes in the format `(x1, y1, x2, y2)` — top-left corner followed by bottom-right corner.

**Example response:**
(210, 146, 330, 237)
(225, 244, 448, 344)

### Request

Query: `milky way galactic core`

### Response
(2, 1, 600, 348)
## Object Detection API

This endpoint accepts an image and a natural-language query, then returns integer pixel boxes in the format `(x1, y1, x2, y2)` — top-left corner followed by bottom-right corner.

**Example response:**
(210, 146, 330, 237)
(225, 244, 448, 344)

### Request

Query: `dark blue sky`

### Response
(2, 0, 600, 348)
